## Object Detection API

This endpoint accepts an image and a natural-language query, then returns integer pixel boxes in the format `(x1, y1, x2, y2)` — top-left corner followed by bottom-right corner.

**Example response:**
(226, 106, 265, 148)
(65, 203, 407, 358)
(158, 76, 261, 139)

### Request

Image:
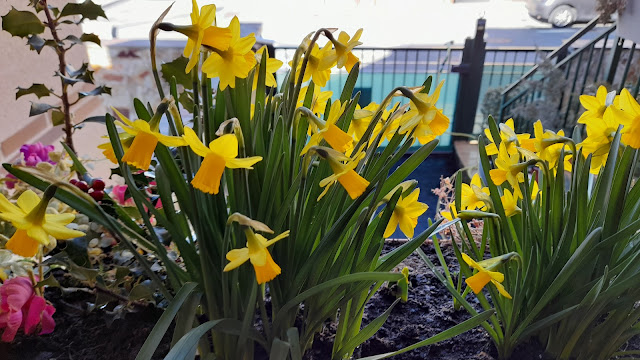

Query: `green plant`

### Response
(1, 0, 110, 151)
(426, 85, 640, 359)
(4, 2, 493, 359)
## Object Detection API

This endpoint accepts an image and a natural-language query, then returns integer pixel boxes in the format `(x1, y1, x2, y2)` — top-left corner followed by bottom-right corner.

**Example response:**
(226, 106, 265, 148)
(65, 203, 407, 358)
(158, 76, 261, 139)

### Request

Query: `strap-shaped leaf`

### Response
(136, 283, 198, 360)
(357, 310, 495, 360)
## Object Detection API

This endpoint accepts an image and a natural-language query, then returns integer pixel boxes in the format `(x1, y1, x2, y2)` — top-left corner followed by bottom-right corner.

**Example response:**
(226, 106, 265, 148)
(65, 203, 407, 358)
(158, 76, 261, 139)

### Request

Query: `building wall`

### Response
(0, 0, 109, 177)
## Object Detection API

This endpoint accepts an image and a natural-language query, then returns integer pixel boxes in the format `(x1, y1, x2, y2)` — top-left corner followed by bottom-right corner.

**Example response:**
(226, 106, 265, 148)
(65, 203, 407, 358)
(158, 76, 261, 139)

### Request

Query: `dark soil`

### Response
(4, 241, 640, 359)
(0, 282, 172, 360)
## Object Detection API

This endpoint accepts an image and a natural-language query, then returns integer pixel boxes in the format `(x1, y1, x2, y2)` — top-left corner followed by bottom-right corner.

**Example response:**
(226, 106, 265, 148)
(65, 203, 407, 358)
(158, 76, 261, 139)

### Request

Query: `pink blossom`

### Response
(0, 276, 55, 342)
(110, 184, 162, 209)
(111, 185, 135, 207)
(3, 143, 56, 189)
(20, 143, 56, 167)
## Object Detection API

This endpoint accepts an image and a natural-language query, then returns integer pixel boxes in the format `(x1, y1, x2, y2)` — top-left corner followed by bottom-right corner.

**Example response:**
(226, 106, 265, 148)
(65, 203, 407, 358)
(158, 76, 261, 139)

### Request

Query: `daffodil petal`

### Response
(17, 190, 40, 213)
(224, 248, 250, 272)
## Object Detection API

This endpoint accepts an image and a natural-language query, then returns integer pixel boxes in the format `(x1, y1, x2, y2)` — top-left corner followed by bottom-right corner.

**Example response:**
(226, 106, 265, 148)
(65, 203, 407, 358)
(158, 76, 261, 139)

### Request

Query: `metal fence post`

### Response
(452, 18, 486, 137)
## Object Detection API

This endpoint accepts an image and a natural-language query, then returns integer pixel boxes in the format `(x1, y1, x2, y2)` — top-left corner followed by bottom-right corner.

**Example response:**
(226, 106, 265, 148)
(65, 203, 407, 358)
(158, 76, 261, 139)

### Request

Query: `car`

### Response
(526, 0, 600, 27)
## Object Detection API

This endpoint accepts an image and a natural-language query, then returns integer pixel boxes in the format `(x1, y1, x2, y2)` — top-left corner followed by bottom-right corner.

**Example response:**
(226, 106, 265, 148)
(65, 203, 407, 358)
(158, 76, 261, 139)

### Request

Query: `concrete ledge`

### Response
(453, 139, 479, 181)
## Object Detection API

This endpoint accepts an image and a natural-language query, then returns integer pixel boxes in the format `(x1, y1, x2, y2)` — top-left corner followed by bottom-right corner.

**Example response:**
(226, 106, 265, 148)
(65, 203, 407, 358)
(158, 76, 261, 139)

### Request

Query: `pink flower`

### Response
(3, 143, 56, 190)
(20, 143, 56, 167)
(110, 185, 163, 209)
(0, 277, 56, 342)
(111, 185, 135, 207)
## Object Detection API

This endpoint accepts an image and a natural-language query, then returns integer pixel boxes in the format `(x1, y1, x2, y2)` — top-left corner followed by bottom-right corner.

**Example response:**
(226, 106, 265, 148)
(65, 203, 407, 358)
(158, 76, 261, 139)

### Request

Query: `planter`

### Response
(618, 0, 640, 43)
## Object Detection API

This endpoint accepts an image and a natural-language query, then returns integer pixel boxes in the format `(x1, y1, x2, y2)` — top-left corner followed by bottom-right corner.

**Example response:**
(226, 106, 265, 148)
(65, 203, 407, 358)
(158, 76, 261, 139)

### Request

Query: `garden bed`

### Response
(5, 240, 640, 360)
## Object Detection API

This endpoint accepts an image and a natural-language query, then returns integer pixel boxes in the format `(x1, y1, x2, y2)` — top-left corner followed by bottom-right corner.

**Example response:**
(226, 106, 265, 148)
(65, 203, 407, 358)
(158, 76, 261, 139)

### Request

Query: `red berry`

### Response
(70, 179, 78, 185)
(92, 179, 105, 191)
(76, 181, 89, 192)
(90, 190, 104, 201)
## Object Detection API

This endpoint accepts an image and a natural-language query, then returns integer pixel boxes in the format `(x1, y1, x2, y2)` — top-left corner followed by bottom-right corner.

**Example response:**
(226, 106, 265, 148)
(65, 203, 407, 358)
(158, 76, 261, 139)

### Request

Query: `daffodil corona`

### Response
(115, 112, 186, 170)
(399, 81, 450, 144)
(183, 127, 262, 194)
(0, 189, 84, 257)
(310, 147, 369, 200)
(223, 215, 289, 284)
(462, 253, 512, 299)
(301, 100, 354, 155)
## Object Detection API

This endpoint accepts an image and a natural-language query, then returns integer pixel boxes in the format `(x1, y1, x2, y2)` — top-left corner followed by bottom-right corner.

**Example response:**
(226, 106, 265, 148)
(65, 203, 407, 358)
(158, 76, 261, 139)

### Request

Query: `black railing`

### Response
(498, 18, 640, 132)
(274, 45, 553, 147)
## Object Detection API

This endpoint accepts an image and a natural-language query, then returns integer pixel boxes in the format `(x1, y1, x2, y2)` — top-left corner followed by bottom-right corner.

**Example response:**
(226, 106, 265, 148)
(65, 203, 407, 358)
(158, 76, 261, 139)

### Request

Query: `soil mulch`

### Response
(0, 282, 171, 360)
(4, 241, 639, 359)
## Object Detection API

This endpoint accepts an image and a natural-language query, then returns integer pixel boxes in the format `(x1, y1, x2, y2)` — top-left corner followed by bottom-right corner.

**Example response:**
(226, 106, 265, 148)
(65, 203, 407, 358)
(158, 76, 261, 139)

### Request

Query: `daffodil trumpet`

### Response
(223, 214, 289, 284)
(183, 127, 262, 194)
(306, 146, 370, 200)
(1, 186, 85, 257)
(299, 101, 353, 155)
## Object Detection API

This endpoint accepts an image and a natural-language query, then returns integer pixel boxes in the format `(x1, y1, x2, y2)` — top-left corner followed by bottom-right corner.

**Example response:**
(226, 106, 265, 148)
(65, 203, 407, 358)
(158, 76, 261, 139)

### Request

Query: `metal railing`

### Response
(497, 18, 640, 131)
(274, 45, 554, 147)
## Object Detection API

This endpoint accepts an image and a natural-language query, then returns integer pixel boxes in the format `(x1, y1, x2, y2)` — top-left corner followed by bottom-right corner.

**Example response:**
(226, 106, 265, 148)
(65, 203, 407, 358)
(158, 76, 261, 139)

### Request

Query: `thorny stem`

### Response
(41, 0, 75, 152)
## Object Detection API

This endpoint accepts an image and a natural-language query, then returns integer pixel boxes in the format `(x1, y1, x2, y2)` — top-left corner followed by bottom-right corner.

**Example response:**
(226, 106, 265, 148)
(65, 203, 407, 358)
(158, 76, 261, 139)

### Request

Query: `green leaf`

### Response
(135, 282, 198, 360)
(36, 275, 60, 288)
(335, 299, 400, 358)
(421, 76, 433, 93)
(269, 338, 291, 360)
(161, 56, 192, 90)
(133, 98, 152, 121)
(1, 8, 44, 38)
(80, 33, 101, 46)
(164, 319, 267, 360)
(79, 85, 111, 98)
(60, 0, 107, 21)
(340, 62, 360, 103)
(129, 284, 154, 302)
(358, 310, 495, 359)
(16, 84, 51, 99)
(29, 102, 58, 116)
(51, 110, 65, 126)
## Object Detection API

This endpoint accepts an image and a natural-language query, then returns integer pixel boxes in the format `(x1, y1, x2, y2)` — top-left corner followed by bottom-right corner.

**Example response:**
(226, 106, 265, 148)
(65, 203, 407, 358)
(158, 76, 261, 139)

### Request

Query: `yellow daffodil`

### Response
(0, 189, 84, 257)
(176, 0, 231, 73)
(441, 203, 458, 221)
(202, 16, 256, 90)
(300, 100, 353, 155)
(348, 103, 379, 143)
(183, 127, 262, 194)
(98, 132, 134, 164)
(399, 81, 450, 144)
(490, 143, 526, 199)
(297, 85, 333, 116)
(290, 43, 334, 87)
(461, 174, 491, 210)
(298, 86, 333, 135)
(609, 88, 640, 149)
(253, 46, 283, 89)
(223, 215, 289, 284)
(383, 188, 428, 238)
(577, 85, 618, 125)
(321, 29, 363, 72)
(484, 118, 535, 156)
(311, 147, 369, 200)
(578, 106, 621, 174)
(461, 253, 512, 299)
(531, 120, 570, 170)
(113, 108, 186, 170)
(501, 189, 521, 217)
